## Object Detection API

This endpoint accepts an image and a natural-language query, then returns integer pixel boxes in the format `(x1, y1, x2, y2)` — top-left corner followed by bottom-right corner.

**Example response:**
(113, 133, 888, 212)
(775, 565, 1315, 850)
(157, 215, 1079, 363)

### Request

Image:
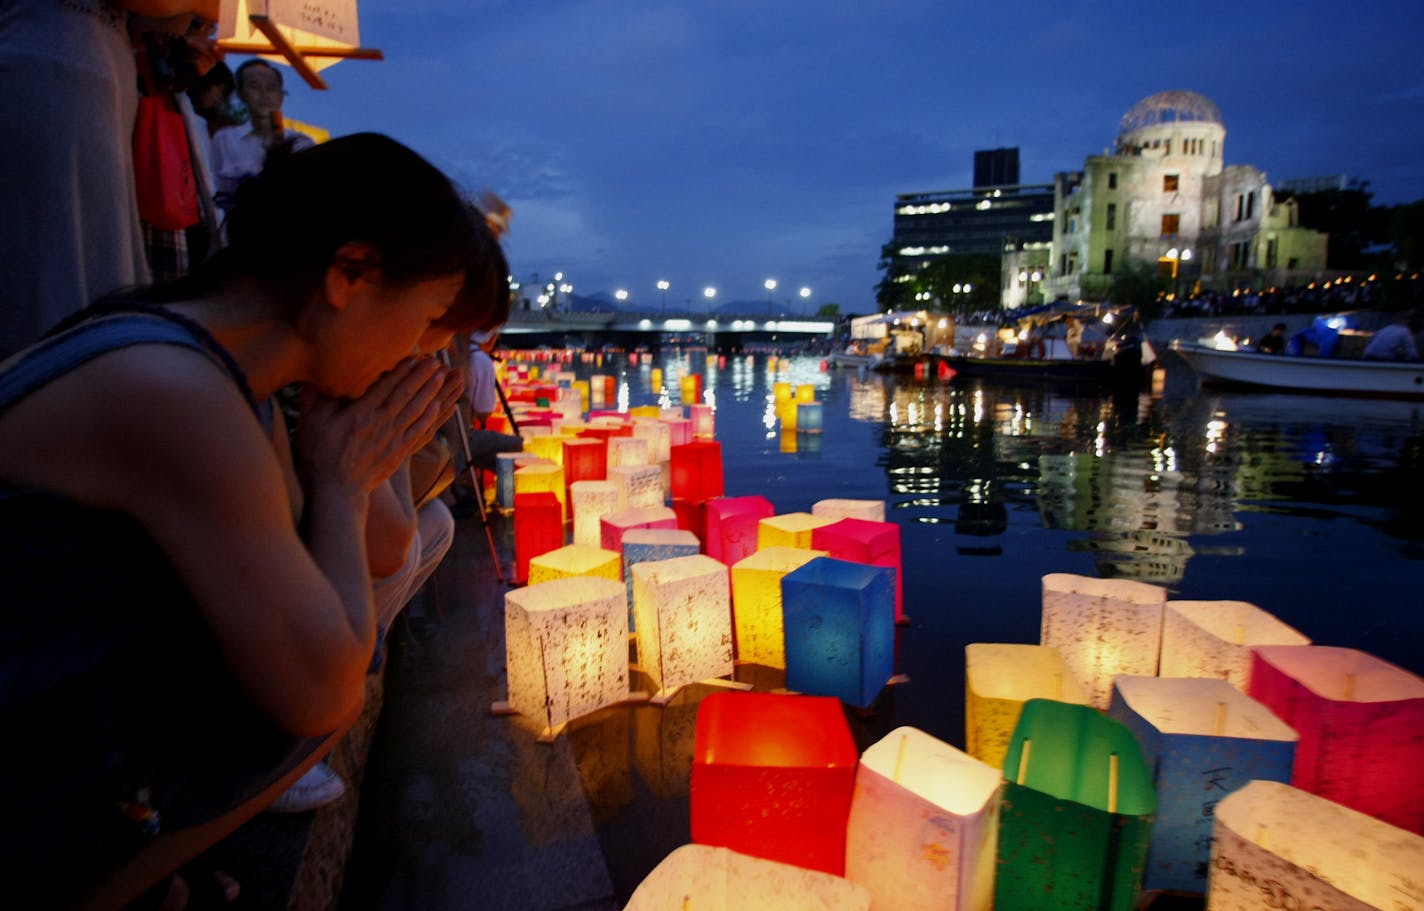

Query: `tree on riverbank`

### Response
(875, 248, 1001, 314)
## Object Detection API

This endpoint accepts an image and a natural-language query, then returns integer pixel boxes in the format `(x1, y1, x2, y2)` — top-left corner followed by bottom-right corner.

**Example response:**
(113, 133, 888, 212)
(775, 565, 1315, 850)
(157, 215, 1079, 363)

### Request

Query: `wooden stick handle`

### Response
(1108, 753, 1120, 814)
(1016, 739, 1032, 786)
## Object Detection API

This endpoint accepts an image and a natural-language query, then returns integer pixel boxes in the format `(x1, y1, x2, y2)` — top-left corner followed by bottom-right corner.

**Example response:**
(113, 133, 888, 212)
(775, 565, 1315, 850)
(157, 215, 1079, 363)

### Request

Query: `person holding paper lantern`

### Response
(0, 134, 509, 909)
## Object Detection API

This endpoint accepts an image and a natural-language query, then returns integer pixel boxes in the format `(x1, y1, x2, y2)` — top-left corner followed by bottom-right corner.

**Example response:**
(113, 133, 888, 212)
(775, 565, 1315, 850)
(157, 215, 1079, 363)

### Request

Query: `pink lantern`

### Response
(661, 416, 692, 447)
(691, 692, 858, 875)
(1249, 645, 1424, 834)
(811, 517, 904, 624)
(601, 506, 678, 557)
(689, 403, 715, 438)
(705, 495, 776, 565)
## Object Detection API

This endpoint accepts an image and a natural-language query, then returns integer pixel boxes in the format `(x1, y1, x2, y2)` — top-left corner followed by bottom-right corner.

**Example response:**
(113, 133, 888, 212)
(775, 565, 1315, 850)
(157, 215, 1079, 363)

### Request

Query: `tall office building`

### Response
(974, 148, 1020, 189)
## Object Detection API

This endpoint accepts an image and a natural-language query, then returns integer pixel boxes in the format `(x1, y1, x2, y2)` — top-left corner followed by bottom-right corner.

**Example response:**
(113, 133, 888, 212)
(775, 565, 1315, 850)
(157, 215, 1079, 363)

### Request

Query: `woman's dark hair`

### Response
(138, 133, 508, 333)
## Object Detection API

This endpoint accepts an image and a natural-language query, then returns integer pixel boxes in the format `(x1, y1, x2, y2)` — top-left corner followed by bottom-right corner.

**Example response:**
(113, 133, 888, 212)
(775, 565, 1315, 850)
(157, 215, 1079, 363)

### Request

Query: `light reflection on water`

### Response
(535, 351, 1424, 900)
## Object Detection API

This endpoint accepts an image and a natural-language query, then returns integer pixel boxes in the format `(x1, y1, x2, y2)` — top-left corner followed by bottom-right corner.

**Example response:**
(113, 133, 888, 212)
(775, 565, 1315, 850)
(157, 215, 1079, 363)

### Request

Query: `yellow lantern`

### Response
(1039, 573, 1166, 709)
(964, 643, 1089, 769)
(757, 512, 837, 550)
(514, 461, 566, 522)
(527, 543, 621, 585)
(730, 546, 825, 669)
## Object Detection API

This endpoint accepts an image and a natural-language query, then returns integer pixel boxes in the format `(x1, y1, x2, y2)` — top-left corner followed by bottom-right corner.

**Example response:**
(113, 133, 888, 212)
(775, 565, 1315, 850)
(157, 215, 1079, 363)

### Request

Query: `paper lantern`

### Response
(730, 546, 824, 669)
(690, 403, 715, 438)
(609, 464, 665, 511)
(514, 462, 566, 522)
(795, 401, 823, 433)
(691, 692, 859, 875)
(1161, 599, 1310, 689)
(794, 383, 816, 402)
(1249, 645, 1424, 833)
(629, 404, 661, 419)
(811, 499, 886, 523)
(631, 555, 734, 701)
(661, 416, 692, 447)
(996, 699, 1156, 911)
(1208, 780, 1424, 911)
(513, 491, 564, 584)
(622, 528, 702, 632)
(494, 451, 526, 511)
(704, 495, 775, 565)
(1109, 675, 1297, 893)
(964, 643, 1090, 769)
(776, 399, 799, 430)
(773, 381, 793, 403)
(561, 437, 606, 492)
(679, 373, 701, 405)
(503, 576, 629, 739)
(607, 436, 650, 470)
(844, 727, 1001, 911)
(570, 479, 619, 547)
(811, 517, 904, 624)
(782, 557, 895, 708)
(600, 505, 678, 557)
(670, 498, 708, 546)
(758, 512, 837, 550)
(589, 373, 609, 404)
(632, 418, 672, 463)
(626, 844, 871, 911)
(524, 433, 565, 465)
(1040, 573, 1167, 709)
(216, 0, 379, 90)
(528, 543, 622, 586)
(670, 440, 724, 502)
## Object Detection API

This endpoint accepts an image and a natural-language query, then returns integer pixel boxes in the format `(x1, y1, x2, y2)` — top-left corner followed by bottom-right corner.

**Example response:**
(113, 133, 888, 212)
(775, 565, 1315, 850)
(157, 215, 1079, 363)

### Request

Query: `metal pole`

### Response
(439, 349, 505, 583)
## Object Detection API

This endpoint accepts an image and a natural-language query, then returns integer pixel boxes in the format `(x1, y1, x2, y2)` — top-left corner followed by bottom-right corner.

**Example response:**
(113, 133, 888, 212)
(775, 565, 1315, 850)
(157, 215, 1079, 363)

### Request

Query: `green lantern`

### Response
(995, 699, 1156, 911)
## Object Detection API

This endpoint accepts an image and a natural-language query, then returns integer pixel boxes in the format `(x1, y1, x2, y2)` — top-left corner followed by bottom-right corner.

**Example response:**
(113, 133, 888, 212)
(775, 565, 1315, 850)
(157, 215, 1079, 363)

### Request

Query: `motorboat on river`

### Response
(1171, 340, 1424, 399)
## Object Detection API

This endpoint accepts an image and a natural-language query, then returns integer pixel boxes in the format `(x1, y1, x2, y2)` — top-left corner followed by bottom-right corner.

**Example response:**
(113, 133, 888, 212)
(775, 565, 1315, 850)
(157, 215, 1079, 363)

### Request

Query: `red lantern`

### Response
(706, 495, 775, 565)
(671, 498, 709, 548)
(692, 692, 859, 875)
(811, 518, 904, 624)
(562, 438, 606, 498)
(670, 440, 724, 503)
(513, 492, 564, 584)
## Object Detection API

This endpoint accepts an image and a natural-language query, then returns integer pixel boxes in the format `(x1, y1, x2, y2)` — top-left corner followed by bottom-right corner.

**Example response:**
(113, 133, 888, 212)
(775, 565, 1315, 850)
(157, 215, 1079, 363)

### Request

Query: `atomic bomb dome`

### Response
(1119, 90, 1224, 133)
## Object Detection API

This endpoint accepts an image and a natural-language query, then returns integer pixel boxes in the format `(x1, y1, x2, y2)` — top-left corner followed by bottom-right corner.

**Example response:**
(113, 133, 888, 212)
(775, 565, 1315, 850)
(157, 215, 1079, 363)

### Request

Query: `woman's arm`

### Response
(365, 463, 417, 580)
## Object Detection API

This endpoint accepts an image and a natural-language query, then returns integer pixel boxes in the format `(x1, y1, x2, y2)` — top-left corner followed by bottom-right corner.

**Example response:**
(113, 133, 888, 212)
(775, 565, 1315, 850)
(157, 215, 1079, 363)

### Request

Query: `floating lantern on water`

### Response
(706, 495, 775, 565)
(689, 403, 715, 439)
(811, 498, 886, 523)
(609, 464, 665, 511)
(589, 373, 608, 405)
(782, 557, 895, 708)
(561, 437, 606, 500)
(844, 727, 1001, 911)
(811, 517, 904, 624)
(600, 505, 678, 557)
(650, 366, 664, 390)
(607, 436, 650, 470)
(794, 383, 815, 403)
(501, 576, 630, 741)
(1040, 573, 1167, 709)
(758, 512, 837, 550)
(1249, 645, 1424, 833)
(632, 418, 672, 463)
(680, 374, 702, 405)
(629, 404, 662, 419)
(625, 844, 871, 911)
(631, 554, 735, 702)
(995, 699, 1155, 911)
(527, 542, 622, 586)
(622, 528, 702, 631)
(796, 401, 823, 433)
(569, 479, 619, 547)
(513, 491, 564, 584)
(661, 416, 692, 447)
(730, 546, 824, 668)
(964, 643, 1090, 769)
(773, 381, 792, 403)
(691, 692, 859, 875)
(1108, 675, 1297, 893)
(670, 440, 725, 503)
(1209, 780, 1424, 911)
(1160, 599, 1310, 689)
(523, 433, 564, 465)
(494, 451, 528, 511)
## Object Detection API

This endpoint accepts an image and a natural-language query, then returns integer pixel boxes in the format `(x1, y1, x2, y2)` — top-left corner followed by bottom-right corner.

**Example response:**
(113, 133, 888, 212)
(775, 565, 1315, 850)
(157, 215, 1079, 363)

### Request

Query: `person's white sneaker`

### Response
(265, 761, 346, 813)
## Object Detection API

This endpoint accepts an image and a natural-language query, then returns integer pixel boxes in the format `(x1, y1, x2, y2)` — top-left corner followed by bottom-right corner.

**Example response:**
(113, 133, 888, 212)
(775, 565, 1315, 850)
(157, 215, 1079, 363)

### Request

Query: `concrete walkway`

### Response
(340, 511, 620, 911)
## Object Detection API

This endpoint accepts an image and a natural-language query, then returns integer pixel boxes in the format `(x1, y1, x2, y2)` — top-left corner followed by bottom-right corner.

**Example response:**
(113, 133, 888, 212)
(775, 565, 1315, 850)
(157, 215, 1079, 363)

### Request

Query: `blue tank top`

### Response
(0, 305, 317, 894)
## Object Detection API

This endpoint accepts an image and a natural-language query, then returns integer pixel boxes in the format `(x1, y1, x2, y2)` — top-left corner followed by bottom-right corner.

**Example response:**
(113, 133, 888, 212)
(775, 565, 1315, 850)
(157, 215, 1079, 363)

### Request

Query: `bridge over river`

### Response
(500, 307, 837, 351)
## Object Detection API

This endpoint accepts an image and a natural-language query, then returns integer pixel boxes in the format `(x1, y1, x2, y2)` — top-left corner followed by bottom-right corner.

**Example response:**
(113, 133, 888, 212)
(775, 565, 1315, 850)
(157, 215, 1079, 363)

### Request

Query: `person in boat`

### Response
(1257, 323, 1287, 355)
(1361, 315, 1422, 361)
(0, 133, 508, 909)
(1064, 316, 1084, 359)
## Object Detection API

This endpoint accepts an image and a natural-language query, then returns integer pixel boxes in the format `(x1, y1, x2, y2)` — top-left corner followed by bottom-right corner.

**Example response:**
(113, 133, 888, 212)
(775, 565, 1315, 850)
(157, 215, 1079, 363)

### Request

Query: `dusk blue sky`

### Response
(275, 1, 1424, 312)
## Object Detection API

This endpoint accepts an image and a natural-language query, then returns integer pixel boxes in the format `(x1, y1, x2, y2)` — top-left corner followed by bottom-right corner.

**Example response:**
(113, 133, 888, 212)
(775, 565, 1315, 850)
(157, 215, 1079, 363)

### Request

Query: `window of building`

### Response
(1266, 237, 1278, 268)
(1104, 249, 1114, 274)
(1106, 202, 1116, 230)
(1108, 172, 1118, 189)
(1246, 191, 1256, 220)
(1164, 140, 1171, 155)
(1161, 213, 1180, 237)
(1059, 253, 1068, 276)
(1068, 252, 1078, 274)
(1288, 257, 1299, 269)
(1164, 174, 1179, 193)
(1234, 194, 1245, 222)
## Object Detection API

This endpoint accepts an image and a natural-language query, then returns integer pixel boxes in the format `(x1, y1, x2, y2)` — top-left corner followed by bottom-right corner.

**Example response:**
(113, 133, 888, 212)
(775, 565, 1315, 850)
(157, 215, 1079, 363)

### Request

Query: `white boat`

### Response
(1171, 340, 1424, 400)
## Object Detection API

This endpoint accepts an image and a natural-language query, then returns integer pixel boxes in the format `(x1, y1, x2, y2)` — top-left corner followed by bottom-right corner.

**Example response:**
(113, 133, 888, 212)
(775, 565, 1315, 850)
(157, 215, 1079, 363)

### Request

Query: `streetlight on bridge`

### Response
(799, 286, 812, 315)
(764, 278, 777, 315)
(657, 279, 670, 314)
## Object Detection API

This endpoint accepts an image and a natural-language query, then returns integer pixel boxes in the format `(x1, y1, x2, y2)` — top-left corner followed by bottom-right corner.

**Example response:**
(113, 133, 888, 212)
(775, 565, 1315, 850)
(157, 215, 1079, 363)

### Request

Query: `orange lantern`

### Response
(691, 692, 858, 875)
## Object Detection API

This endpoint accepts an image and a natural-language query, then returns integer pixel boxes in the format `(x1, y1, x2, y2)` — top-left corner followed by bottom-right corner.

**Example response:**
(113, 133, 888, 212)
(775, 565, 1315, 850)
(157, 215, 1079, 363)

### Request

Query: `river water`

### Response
(543, 350, 1424, 897)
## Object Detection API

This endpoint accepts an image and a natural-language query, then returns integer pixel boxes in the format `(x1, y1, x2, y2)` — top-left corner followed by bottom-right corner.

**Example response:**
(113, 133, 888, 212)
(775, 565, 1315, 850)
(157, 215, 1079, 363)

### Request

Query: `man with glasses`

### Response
(210, 59, 313, 211)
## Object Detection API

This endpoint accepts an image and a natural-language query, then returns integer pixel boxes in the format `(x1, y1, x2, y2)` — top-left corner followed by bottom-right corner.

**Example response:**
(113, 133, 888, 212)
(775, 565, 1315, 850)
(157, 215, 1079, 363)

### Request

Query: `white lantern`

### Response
(609, 464, 665, 511)
(526, 543, 621, 586)
(632, 555, 734, 703)
(1209, 780, 1424, 911)
(626, 844, 871, 911)
(845, 727, 1001, 911)
(811, 498, 887, 523)
(608, 436, 651, 470)
(502, 576, 629, 741)
(217, 0, 380, 90)
(1040, 573, 1167, 709)
(1161, 600, 1310, 689)
(632, 417, 673, 463)
(570, 480, 619, 547)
